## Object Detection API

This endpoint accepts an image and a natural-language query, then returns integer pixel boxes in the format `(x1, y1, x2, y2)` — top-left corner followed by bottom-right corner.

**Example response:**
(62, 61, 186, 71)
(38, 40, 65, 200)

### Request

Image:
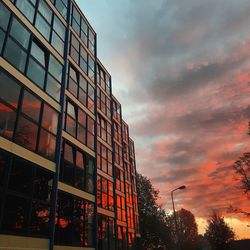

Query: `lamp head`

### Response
(178, 185, 186, 190)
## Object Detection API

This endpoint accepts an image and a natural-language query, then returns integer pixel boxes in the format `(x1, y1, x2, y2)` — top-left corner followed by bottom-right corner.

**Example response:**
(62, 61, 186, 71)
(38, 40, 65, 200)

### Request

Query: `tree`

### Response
(233, 152, 250, 193)
(136, 173, 172, 249)
(166, 208, 199, 250)
(205, 212, 235, 250)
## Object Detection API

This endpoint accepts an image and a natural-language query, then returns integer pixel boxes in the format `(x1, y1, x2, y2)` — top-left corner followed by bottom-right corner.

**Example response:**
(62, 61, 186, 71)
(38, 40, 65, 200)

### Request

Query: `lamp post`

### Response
(171, 185, 186, 250)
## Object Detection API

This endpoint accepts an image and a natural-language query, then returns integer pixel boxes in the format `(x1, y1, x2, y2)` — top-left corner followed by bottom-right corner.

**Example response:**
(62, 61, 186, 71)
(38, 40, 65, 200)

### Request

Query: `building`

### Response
(0, 0, 140, 249)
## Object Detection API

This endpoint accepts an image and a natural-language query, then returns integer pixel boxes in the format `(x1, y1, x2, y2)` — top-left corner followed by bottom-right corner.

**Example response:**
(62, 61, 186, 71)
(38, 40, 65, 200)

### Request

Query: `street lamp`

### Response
(171, 185, 186, 250)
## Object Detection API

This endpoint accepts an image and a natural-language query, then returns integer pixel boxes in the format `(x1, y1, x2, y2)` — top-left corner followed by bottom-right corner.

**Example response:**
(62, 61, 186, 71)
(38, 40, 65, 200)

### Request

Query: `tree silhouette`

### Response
(166, 208, 199, 250)
(136, 173, 172, 249)
(205, 212, 235, 250)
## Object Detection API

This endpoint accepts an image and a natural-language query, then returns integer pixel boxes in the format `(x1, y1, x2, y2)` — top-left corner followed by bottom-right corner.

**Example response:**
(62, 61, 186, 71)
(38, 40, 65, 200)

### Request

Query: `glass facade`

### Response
(0, 0, 140, 249)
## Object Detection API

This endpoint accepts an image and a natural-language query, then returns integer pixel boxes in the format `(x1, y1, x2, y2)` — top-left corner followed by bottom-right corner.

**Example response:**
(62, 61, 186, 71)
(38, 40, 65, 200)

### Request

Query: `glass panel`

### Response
(64, 143, 73, 163)
(53, 15, 65, 40)
(35, 14, 51, 41)
(0, 71, 21, 108)
(0, 103, 16, 139)
(0, 2, 11, 31)
(66, 115, 76, 137)
(55, 0, 67, 19)
(0, 150, 9, 187)
(10, 18, 30, 49)
(49, 56, 62, 82)
(72, 7, 80, 24)
(2, 195, 29, 232)
(16, 0, 35, 23)
(21, 90, 41, 122)
(30, 42, 46, 67)
(79, 76, 87, 91)
(0, 29, 5, 53)
(77, 124, 86, 144)
(38, 0, 52, 23)
(15, 115, 38, 151)
(4, 38, 27, 72)
(42, 103, 58, 134)
(51, 31, 64, 55)
(67, 102, 76, 119)
(38, 129, 56, 160)
(8, 157, 33, 194)
(27, 58, 46, 88)
(46, 75, 61, 102)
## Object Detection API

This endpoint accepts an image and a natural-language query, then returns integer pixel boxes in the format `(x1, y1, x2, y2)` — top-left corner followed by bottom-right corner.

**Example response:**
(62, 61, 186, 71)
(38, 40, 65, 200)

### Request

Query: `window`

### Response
(97, 87, 111, 118)
(4, 37, 27, 72)
(98, 215, 115, 250)
(14, 0, 66, 55)
(0, 2, 11, 31)
(0, 69, 59, 160)
(1, 14, 63, 101)
(97, 64, 111, 95)
(67, 65, 94, 113)
(55, 191, 94, 247)
(97, 115, 112, 146)
(116, 195, 126, 222)
(97, 175, 114, 211)
(65, 100, 95, 150)
(97, 142, 113, 176)
(0, 150, 53, 237)
(115, 167, 125, 193)
(16, 0, 35, 23)
(60, 141, 94, 194)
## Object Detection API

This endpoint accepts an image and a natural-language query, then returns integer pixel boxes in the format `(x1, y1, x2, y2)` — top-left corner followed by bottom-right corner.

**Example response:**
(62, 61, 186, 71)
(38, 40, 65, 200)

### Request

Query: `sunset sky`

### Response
(77, 0, 250, 239)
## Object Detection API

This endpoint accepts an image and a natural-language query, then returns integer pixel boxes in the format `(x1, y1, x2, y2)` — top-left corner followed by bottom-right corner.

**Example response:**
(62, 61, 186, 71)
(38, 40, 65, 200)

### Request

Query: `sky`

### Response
(76, 0, 250, 239)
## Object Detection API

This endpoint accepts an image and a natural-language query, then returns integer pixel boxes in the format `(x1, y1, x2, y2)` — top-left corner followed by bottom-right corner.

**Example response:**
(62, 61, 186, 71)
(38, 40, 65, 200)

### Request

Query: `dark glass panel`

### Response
(35, 14, 51, 41)
(72, 199, 84, 246)
(0, 103, 16, 139)
(16, 0, 35, 23)
(70, 46, 79, 64)
(2, 195, 29, 232)
(0, 29, 5, 53)
(67, 102, 76, 119)
(33, 168, 53, 200)
(42, 103, 58, 134)
(79, 75, 87, 91)
(78, 109, 86, 125)
(8, 157, 33, 194)
(49, 56, 62, 82)
(4, 38, 27, 72)
(46, 75, 61, 102)
(10, 18, 30, 49)
(75, 166, 84, 190)
(71, 34, 79, 50)
(56, 192, 73, 245)
(27, 57, 46, 88)
(61, 161, 74, 185)
(51, 31, 64, 55)
(0, 2, 10, 31)
(68, 77, 78, 97)
(80, 57, 87, 74)
(30, 42, 46, 67)
(0, 150, 9, 187)
(87, 133, 94, 150)
(15, 115, 38, 151)
(66, 115, 76, 137)
(0, 71, 21, 108)
(86, 174, 94, 194)
(79, 89, 87, 106)
(38, 129, 56, 160)
(76, 151, 84, 168)
(64, 143, 74, 164)
(21, 90, 41, 122)
(29, 200, 50, 236)
(77, 124, 86, 144)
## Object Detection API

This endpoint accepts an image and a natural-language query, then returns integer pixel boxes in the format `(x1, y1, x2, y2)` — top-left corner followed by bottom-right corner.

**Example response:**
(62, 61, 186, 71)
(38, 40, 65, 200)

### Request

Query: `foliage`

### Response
(136, 173, 172, 249)
(166, 208, 199, 250)
(233, 152, 250, 193)
(205, 212, 235, 250)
